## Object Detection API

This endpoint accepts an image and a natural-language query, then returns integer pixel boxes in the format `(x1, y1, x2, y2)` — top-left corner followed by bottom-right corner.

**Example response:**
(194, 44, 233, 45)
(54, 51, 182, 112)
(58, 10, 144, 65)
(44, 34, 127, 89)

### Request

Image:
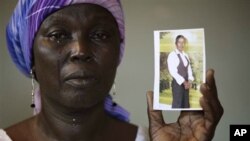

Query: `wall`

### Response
(0, 0, 33, 128)
(0, 6, 3, 126)
(0, 0, 250, 141)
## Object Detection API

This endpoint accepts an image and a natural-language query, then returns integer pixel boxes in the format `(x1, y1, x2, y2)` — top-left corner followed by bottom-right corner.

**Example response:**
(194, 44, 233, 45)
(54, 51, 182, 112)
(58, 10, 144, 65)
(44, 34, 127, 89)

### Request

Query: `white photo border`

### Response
(153, 28, 206, 111)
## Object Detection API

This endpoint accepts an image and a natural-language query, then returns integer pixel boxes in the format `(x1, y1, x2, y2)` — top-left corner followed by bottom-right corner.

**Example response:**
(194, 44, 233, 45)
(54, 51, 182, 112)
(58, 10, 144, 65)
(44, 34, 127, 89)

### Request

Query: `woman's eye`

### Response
(47, 31, 71, 43)
(89, 31, 109, 41)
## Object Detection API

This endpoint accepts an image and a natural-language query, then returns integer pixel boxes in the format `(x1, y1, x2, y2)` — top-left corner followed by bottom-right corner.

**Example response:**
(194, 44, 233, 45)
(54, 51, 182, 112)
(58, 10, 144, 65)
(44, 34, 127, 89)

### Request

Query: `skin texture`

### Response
(147, 69, 224, 141)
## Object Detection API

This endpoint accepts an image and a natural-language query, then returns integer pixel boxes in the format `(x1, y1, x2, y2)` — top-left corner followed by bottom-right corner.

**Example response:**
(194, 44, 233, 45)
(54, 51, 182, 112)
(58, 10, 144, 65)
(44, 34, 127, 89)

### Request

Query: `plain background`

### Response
(0, 0, 250, 140)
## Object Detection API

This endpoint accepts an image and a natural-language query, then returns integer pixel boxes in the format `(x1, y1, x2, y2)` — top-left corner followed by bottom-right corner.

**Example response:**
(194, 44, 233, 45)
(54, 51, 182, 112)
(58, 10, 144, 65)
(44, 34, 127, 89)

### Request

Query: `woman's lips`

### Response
(65, 77, 96, 88)
(63, 71, 97, 89)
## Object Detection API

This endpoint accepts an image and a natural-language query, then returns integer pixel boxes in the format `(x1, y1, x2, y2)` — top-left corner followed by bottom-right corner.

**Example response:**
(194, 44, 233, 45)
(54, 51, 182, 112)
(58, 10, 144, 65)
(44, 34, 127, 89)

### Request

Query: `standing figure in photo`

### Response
(167, 35, 194, 108)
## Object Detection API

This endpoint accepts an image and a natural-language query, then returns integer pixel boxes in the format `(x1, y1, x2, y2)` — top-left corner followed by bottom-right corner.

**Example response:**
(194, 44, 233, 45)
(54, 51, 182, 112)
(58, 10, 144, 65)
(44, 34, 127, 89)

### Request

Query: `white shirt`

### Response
(0, 126, 149, 141)
(167, 49, 194, 85)
(0, 130, 12, 141)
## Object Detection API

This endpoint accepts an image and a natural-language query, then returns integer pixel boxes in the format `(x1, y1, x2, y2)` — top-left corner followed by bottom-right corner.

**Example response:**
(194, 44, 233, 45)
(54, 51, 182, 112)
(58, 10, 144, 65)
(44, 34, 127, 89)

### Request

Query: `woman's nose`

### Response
(70, 40, 93, 63)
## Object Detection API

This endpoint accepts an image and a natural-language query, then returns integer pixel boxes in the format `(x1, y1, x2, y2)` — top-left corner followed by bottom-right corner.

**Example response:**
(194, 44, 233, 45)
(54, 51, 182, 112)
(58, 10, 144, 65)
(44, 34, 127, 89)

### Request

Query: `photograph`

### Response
(154, 28, 206, 110)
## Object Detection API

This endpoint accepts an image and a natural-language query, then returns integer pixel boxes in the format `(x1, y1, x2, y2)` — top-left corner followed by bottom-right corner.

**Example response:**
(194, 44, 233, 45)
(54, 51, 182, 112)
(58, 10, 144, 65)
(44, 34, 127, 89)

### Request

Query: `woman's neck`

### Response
(35, 98, 111, 141)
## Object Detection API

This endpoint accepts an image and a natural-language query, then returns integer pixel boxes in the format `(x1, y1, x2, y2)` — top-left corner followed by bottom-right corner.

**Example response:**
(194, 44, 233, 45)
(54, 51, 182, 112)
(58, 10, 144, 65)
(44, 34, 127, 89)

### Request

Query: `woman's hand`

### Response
(183, 81, 191, 90)
(147, 69, 223, 141)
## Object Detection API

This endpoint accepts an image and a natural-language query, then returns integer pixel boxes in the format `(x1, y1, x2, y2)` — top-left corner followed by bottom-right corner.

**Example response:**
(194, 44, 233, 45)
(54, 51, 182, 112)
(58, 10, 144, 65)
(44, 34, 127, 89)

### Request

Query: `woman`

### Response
(167, 35, 194, 108)
(0, 0, 223, 141)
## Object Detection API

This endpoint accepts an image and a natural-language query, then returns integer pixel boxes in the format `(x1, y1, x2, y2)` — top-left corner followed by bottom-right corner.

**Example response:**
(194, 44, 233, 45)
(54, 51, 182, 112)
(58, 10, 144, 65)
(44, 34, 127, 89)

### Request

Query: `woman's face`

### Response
(33, 4, 121, 109)
(176, 37, 185, 52)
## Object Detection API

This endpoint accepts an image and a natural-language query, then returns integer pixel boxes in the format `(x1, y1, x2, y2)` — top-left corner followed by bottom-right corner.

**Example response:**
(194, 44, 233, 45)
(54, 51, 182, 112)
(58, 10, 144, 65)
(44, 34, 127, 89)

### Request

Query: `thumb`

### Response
(146, 91, 165, 134)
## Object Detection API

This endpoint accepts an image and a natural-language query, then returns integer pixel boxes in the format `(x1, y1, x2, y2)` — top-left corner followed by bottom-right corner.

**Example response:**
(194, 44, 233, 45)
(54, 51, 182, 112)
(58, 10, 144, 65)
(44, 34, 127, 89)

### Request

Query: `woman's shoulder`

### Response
(0, 129, 12, 141)
(168, 50, 176, 56)
(108, 118, 149, 141)
(135, 126, 150, 141)
(106, 118, 138, 141)
(4, 116, 36, 141)
(168, 50, 178, 59)
(2, 116, 150, 141)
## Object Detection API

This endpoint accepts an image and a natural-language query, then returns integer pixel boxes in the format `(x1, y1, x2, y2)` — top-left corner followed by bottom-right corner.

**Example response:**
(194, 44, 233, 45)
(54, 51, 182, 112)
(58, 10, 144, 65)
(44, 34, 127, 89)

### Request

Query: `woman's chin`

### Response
(58, 90, 107, 110)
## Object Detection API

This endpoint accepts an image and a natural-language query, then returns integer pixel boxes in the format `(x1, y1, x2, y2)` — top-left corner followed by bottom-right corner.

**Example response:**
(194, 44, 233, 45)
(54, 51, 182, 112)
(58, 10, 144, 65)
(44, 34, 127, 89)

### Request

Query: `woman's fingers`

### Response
(200, 69, 224, 128)
(201, 69, 215, 98)
(199, 95, 216, 129)
(146, 91, 165, 135)
(206, 69, 216, 91)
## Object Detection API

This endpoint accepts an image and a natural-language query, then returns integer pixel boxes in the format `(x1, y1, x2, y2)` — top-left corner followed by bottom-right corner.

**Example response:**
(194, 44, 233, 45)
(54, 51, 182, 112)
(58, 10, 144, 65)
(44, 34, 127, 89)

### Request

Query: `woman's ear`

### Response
(116, 38, 123, 67)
